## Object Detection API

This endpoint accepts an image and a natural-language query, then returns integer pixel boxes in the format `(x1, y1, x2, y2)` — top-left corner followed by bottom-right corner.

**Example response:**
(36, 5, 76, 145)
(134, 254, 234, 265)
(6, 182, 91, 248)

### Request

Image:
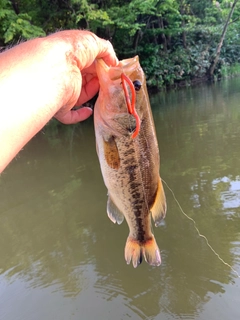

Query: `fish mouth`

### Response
(95, 56, 139, 81)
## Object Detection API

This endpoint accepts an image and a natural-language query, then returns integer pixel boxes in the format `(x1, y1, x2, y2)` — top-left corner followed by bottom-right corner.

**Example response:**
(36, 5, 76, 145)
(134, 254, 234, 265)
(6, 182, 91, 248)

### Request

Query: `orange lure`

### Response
(121, 73, 141, 139)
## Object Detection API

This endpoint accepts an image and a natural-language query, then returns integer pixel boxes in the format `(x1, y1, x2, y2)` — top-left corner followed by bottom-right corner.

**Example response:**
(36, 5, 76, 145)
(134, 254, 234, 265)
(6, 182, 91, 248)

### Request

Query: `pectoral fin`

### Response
(103, 135, 120, 169)
(150, 177, 167, 227)
(107, 195, 125, 225)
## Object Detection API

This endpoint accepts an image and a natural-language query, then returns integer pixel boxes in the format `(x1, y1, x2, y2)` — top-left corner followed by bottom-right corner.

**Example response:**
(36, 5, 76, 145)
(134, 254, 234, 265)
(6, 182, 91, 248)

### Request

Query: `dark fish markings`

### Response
(94, 56, 166, 267)
(125, 161, 146, 242)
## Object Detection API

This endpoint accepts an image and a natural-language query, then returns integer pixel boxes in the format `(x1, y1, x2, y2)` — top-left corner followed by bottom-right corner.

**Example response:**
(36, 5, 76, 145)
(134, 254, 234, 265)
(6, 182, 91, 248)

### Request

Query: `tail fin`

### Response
(124, 236, 161, 268)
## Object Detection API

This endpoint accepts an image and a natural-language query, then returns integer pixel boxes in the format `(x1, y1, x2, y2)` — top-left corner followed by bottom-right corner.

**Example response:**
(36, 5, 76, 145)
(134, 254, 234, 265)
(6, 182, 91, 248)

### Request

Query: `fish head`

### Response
(94, 56, 148, 136)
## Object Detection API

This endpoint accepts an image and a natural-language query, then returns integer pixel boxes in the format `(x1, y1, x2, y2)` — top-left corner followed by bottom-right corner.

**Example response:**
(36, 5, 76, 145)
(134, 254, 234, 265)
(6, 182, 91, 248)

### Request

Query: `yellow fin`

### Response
(151, 177, 167, 227)
(103, 136, 120, 169)
(107, 196, 124, 225)
(125, 236, 161, 268)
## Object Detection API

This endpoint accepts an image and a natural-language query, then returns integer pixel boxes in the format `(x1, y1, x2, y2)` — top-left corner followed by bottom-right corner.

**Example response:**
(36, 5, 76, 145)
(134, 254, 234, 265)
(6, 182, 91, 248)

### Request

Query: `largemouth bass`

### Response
(94, 56, 167, 267)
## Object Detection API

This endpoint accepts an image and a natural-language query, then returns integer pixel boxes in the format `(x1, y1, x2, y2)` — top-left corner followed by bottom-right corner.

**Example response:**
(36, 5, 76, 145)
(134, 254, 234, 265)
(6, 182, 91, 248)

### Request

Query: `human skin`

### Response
(0, 30, 118, 173)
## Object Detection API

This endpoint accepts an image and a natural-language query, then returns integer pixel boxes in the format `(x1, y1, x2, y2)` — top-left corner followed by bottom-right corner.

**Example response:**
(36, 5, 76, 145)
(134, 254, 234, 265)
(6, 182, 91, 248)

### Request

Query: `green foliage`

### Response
(140, 42, 212, 88)
(0, 0, 45, 44)
(71, 0, 113, 32)
(1, 0, 240, 88)
(203, 5, 223, 25)
(220, 62, 240, 77)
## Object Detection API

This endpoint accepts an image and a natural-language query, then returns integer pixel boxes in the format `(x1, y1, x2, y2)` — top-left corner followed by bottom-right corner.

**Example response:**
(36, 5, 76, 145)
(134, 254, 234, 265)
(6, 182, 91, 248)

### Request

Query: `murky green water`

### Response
(1, 78, 240, 320)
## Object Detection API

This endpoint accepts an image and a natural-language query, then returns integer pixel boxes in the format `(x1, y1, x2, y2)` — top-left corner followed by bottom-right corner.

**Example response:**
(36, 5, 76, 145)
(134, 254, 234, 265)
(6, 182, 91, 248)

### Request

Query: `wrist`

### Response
(0, 35, 80, 161)
(34, 36, 81, 114)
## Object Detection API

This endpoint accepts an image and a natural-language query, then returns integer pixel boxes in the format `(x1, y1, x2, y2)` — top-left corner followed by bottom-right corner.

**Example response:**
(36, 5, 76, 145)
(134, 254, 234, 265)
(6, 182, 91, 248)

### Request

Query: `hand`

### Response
(49, 30, 118, 124)
(0, 30, 118, 172)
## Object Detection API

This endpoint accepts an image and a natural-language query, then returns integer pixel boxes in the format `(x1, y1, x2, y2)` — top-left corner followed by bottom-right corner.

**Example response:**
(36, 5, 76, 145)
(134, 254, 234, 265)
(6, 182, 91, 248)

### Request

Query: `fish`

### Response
(93, 56, 167, 268)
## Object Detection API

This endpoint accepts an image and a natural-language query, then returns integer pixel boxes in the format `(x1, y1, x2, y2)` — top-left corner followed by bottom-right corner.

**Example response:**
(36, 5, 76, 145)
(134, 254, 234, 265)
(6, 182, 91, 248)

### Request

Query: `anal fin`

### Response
(151, 177, 167, 227)
(107, 195, 124, 225)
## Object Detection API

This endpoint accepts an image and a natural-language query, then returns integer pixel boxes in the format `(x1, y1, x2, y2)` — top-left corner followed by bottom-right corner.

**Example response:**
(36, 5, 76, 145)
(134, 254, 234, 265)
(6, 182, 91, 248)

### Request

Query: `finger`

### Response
(75, 76, 99, 106)
(81, 31, 118, 68)
(48, 30, 118, 69)
(95, 39, 119, 67)
(55, 107, 93, 124)
(74, 30, 119, 70)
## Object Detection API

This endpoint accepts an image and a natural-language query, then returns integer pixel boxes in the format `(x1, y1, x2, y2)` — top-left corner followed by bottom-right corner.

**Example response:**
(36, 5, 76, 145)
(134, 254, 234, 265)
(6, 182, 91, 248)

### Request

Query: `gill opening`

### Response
(121, 73, 140, 139)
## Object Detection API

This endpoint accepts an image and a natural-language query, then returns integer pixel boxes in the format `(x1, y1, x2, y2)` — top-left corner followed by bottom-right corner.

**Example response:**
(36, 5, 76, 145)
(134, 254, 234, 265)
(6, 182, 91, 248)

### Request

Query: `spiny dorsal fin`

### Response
(150, 177, 167, 227)
(107, 195, 125, 225)
(103, 135, 120, 169)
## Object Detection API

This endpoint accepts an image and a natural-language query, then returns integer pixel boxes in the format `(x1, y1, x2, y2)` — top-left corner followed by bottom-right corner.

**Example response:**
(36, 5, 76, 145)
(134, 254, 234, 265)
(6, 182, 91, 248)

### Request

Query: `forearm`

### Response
(0, 30, 118, 173)
(0, 36, 79, 172)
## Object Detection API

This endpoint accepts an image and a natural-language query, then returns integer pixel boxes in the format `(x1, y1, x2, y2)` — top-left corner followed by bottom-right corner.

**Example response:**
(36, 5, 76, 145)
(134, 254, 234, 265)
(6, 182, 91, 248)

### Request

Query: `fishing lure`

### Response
(121, 73, 141, 139)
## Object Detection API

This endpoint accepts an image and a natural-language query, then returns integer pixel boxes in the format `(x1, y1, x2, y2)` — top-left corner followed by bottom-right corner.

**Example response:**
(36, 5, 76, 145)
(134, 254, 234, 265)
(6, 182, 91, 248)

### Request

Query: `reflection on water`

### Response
(1, 78, 240, 320)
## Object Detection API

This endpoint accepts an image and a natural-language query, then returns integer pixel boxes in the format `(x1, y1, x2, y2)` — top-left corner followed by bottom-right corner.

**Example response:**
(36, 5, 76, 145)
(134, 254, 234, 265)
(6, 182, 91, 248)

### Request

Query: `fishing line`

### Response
(161, 178, 240, 279)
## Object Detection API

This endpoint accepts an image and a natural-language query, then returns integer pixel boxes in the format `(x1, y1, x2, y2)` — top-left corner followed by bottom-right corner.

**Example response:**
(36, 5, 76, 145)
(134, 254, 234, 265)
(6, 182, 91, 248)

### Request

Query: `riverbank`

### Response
(148, 61, 240, 93)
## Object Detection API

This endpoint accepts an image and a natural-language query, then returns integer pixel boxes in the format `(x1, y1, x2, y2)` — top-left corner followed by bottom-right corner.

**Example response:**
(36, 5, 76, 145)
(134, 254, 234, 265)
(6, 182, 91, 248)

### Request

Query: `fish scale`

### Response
(94, 56, 167, 267)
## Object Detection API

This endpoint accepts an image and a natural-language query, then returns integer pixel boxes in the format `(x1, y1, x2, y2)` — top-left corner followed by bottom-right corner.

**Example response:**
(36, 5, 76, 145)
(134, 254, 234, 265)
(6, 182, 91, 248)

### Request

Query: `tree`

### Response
(0, 0, 45, 46)
(208, 0, 239, 78)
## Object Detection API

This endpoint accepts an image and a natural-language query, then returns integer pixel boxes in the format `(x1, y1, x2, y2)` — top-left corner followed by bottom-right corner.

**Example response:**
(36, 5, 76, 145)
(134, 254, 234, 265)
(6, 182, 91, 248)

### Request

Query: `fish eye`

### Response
(133, 80, 142, 91)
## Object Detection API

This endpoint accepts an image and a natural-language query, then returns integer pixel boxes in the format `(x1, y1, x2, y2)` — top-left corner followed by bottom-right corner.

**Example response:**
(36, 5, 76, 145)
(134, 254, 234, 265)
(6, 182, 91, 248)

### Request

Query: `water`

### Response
(1, 78, 240, 320)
